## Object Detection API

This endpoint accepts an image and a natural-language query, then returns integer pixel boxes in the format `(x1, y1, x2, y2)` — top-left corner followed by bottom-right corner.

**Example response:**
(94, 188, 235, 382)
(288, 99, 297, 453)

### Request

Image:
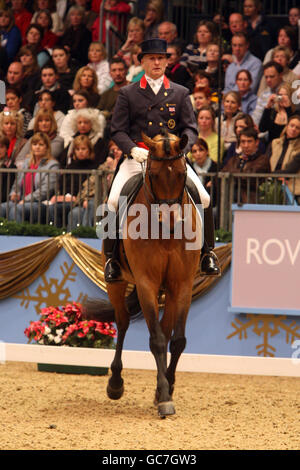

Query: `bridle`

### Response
(143, 148, 187, 206)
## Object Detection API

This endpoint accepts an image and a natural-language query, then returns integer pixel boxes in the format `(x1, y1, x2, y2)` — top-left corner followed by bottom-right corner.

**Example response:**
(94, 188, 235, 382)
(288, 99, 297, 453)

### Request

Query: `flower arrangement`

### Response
(24, 302, 116, 349)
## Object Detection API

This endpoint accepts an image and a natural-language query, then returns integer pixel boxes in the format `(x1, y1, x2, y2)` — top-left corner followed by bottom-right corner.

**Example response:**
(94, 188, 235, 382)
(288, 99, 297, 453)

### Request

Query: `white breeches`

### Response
(107, 157, 210, 212)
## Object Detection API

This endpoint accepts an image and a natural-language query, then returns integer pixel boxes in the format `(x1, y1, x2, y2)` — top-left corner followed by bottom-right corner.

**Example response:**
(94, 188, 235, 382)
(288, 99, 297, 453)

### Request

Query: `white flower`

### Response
(54, 335, 62, 344)
(56, 329, 64, 336)
(38, 339, 44, 344)
(44, 326, 51, 335)
(47, 334, 55, 341)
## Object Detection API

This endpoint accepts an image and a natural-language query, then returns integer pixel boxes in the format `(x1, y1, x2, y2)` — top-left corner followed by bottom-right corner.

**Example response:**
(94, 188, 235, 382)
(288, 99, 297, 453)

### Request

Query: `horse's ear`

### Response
(179, 134, 188, 151)
(141, 131, 155, 151)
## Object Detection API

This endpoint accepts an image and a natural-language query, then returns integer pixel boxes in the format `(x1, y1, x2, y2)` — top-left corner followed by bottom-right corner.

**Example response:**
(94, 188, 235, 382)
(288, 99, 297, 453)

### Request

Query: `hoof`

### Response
(158, 401, 175, 418)
(107, 382, 124, 400)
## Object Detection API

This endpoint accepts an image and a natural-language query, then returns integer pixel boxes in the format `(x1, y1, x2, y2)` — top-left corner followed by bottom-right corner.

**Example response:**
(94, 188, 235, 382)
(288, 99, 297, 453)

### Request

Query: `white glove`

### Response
(131, 147, 149, 163)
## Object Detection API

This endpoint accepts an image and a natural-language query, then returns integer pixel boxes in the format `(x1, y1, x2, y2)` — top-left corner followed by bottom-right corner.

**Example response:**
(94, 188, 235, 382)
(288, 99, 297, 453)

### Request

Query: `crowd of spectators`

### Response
(0, 0, 300, 228)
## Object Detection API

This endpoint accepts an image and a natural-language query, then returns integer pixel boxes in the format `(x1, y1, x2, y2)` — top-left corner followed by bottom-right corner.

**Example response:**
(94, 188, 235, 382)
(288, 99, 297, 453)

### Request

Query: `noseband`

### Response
(145, 150, 187, 206)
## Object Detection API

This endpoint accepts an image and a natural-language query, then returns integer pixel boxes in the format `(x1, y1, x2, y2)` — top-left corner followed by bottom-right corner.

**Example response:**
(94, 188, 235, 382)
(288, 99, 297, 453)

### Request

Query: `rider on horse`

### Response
(103, 38, 220, 282)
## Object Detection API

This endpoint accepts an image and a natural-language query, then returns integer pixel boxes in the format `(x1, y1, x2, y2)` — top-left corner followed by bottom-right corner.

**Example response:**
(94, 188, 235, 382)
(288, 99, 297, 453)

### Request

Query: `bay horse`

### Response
(84, 130, 203, 418)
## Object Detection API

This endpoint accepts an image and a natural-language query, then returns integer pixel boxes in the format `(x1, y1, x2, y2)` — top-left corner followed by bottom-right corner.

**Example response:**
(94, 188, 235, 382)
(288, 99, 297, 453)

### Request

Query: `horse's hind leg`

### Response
(106, 282, 129, 400)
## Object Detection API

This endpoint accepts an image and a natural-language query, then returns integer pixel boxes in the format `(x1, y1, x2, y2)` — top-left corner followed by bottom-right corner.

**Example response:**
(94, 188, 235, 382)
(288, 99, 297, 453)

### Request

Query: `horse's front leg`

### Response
(137, 282, 175, 418)
(106, 281, 130, 400)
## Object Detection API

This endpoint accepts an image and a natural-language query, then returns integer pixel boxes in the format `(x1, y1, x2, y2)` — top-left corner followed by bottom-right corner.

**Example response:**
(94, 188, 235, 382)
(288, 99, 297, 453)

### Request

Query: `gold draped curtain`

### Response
(0, 234, 232, 301)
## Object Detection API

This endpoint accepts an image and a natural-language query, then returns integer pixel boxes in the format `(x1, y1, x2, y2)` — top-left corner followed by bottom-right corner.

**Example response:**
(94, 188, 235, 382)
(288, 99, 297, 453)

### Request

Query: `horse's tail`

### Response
(83, 287, 142, 323)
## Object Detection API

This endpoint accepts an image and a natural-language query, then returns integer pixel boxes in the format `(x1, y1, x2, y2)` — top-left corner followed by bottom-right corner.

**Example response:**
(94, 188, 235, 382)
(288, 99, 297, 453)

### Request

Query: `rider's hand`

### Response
(131, 147, 149, 163)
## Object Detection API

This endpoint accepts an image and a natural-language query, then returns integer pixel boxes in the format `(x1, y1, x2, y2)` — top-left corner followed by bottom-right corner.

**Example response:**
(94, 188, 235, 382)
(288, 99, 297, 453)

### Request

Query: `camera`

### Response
(275, 95, 283, 103)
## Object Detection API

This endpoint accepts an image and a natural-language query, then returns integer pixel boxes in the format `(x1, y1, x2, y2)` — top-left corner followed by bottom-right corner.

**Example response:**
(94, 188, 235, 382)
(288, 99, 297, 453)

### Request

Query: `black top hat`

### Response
(137, 38, 171, 62)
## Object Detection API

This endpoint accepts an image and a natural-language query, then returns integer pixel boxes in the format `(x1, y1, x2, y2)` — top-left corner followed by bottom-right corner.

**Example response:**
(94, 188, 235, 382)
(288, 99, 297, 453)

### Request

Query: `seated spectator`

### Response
(59, 108, 107, 167)
(223, 32, 263, 94)
(0, 135, 16, 203)
(91, 0, 131, 45)
(0, 110, 26, 168)
(59, 89, 99, 146)
(0, 131, 59, 223)
(31, 63, 71, 114)
(288, 7, 300, 30)
(190, 86, 212, 116)
(51, 45, 80, 91)
(243, 0, 275, 61)
(35, 8, 59, 50)
(165, 44, 190, 87)
(259, 83, 296, 144)
(87, 41, 111, 94)
(4, 86, 32, 135)
(235, 69, 257, 114)
(23, 23, 51, 67)
(64, 0, 97, 31)
(98, 57, 129, 125)
(222, 111, 265, 166)
(47, 134, 99, 227)
(126, 44, 144, 83)
(257, 46, 298, 96)
(143, 0, 164, 40)
(5, 61, 24, 93)
(0, 8, 22, 64)
(114, 16, 145, 67)
(197, 105, 224, 164)
(263, 26, 299, 70)
(31, 0, 64, 35)
(16, 109, 64, 167)
(212, 13, 231, 42)
(67, 139, 123, 230)
(226, 12, 247, 48)
(221, 127, 270, 202)
(26, 89, 65, 134)
(204, 42, 224, 91)
(71, 65, 101, 107)
(251, 61, 284, 126)
(58, 5, 92, 66)
(17, 44, 41, 95)
(189, 137, 217, 186)
(216, 91, 241, 150)
(158, 21, 185, 50)
(11, 0, 32, 41)
(181, 20, 218, 73)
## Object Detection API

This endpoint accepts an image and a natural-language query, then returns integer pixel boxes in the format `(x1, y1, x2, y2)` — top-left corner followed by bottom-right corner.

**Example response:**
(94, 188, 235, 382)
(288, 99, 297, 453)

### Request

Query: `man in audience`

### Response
(251, 61, 283, 126)
(223, 32, 263, 93)
(5, 61, 24, 90)
(158, 21, 185, 50)
(98, 57, 129, 123)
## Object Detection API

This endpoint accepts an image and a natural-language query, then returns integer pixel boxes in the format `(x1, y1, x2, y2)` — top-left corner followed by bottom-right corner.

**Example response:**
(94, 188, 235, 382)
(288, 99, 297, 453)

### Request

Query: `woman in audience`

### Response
(0, 8, 22, 63)
(51, 45, 80, 91)
(115, 16, 145, 67)
(31, 0, 64, 34)
(205, 42, 224, 91)
(4, 86, 32, 135)
(58, 5, 92, 66)
(59, 108, 107, 167)
(126, 44, 144, 83)
(263, 25, 299, 70)
(216, 91, 241, 150)
(197, 105, 224, 164)
(35, 8, 58, 50)
(189, 137, 217, 186)
(26, 90, 65, 134)
(71, 65, 101, 107)
(165, 43, 190, 87)
(17, 44, 41, 93)
(143, 0, 164, 40)
(0, 135, 16, 203)
(16, 109, 64, 167)
(23, 23, 50, 67)
(259, 83, 295, 143)
(0, 110, 27, 168)
(235, 69, 257, 114)
(181, 20, 218, 73)
(269, 115, 300, 200)
(47, 134, 99, 227)
(191, 86, 212, 116)
(64, 0, 97, 31)
(87, 41, 111, 94)
(0, 131, 59, 223)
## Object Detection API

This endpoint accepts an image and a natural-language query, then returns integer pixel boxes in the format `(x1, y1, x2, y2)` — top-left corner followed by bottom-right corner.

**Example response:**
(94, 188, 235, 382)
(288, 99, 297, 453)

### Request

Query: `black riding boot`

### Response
(200, 204, 221, 276)
(103, 236, 122, 282)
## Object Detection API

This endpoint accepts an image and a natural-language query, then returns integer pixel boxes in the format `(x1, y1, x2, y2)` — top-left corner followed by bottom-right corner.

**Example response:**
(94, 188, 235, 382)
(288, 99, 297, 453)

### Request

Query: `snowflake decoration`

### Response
(227, 314, 300, 357)
(13, 261, 87, 314)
